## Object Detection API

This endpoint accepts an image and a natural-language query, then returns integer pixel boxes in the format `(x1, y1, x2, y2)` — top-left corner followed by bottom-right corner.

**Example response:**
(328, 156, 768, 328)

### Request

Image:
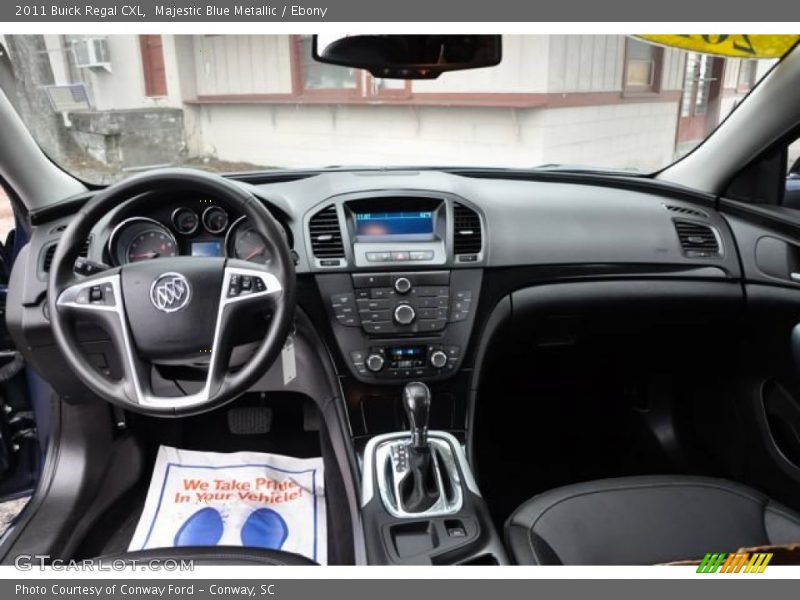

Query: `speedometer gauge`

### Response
(126, 229, 178, 263)
(108, 217, 180, 265)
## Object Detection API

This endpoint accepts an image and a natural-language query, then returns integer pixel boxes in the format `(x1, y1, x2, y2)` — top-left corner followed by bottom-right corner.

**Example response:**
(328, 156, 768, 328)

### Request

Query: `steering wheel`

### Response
(47, 169, 296, 417)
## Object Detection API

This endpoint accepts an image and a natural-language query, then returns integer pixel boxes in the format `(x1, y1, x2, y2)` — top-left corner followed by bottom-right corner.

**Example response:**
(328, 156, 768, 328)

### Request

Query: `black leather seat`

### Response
(505, 475, 800, 565)
(97, 546, 318, 566)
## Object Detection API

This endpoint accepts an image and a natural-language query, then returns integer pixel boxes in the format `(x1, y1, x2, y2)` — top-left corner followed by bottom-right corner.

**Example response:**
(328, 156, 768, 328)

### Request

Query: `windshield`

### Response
(0, 34, 780, 184)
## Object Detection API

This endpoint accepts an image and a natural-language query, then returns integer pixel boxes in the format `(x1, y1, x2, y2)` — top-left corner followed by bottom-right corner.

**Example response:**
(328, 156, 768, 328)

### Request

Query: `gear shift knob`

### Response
(403, 381, 431, 449)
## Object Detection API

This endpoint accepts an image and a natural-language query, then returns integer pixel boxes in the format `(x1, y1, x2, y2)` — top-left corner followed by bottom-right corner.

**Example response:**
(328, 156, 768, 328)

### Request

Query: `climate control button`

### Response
(429, 350, 448, 369)
(366, 353, 385, 372)
(393, 303, 416, 325)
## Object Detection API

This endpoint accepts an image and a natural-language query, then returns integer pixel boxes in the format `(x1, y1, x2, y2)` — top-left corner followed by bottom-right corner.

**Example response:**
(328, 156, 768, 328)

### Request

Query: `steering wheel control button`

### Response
(150, 273, 192, 313)
(394, 277, 412, 294)
(393, 303, 416, 326)
(74, 288, 91, 304)
(228, 274, 241, 297)
(228, 274, 269, 299)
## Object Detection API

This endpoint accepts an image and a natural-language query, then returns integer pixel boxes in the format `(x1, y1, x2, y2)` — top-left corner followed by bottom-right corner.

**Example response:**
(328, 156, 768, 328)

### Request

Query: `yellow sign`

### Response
(637, 34, 799, 58)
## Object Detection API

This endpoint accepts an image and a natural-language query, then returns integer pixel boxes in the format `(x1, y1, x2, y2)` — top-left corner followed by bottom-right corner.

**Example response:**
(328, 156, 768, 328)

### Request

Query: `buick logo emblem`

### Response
(150, 273, 192, 313)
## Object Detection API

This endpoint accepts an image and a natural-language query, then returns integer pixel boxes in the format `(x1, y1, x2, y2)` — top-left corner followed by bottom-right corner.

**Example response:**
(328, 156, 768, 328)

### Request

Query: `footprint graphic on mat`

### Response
(174, 507, 224, 546)
(240, 508, 289, 549)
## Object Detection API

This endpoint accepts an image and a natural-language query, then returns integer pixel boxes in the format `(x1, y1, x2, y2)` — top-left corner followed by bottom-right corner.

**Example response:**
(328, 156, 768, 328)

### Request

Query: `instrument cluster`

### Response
(106, 199, 290, 266)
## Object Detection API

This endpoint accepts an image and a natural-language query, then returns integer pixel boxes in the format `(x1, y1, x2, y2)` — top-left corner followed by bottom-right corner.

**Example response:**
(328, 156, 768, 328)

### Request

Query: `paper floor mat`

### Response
(128, 445, 326, 564)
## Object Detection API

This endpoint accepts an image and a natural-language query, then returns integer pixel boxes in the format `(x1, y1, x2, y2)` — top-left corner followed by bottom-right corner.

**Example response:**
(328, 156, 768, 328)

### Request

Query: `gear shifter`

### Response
(403, 381, 431, 449)
(398, 382, 440, 513)
(369, 381, 465, 518)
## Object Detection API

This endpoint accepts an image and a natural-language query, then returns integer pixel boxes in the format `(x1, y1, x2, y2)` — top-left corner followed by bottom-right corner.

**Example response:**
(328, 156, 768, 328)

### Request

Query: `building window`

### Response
(737, 60, 758, 92)
(297, 35, 359, 94)
(681, 52, 717, 118)
(623, 38, 663, 93)
(139, 35, 167, 97)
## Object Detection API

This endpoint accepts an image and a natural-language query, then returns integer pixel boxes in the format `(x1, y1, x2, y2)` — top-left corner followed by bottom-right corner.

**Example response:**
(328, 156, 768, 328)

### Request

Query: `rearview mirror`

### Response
(312, 35, 502, 79)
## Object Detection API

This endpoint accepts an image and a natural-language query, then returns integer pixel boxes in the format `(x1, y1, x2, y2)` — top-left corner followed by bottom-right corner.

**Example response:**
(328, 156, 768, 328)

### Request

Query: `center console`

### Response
(307, 192, 501, 563)
(360, 382, 507, 565)
(310, 192, 484, 385)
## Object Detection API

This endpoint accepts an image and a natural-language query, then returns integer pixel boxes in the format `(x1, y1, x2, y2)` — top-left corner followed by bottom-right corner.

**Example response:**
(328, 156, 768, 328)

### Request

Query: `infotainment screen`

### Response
(355, 210, 434, 239)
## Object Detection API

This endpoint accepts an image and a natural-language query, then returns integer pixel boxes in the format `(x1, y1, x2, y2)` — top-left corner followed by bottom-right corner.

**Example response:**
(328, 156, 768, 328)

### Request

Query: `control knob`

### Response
(394, 303, 416, 325)
(366, 353, 385, 372)
(394, 277, 412, 294)
(429, 350, 448, 369)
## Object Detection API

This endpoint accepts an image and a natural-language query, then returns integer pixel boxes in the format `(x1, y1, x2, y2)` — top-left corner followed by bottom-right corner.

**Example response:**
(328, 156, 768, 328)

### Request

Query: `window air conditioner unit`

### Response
(72, 37, 111, 72)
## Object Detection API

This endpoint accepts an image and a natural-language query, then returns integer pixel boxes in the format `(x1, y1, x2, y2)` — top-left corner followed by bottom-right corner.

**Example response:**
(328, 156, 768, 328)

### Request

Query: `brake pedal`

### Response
(227, 407, 272, 435)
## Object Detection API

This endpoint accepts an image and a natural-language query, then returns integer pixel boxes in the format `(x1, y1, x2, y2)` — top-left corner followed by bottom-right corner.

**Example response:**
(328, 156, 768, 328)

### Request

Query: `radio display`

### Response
(355, 210, 434, 239)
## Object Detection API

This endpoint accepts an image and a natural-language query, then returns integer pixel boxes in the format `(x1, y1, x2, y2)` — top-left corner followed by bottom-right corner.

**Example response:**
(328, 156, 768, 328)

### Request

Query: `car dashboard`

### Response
(9, 168, 746, 396)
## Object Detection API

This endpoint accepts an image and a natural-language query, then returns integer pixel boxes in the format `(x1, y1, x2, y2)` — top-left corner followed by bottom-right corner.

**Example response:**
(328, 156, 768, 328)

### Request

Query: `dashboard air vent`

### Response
(674, 221, 720, 257)
(308, 205, 345, 261)
(663, 204, 709, 219)
(42, 238, 91, 272)
(453, 202, 482, 259)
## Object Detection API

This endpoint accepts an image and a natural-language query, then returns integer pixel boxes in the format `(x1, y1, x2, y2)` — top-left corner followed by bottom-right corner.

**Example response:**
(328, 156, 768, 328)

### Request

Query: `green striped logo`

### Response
(697, 553, 728, 573)
(696, 552, 773, 573)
